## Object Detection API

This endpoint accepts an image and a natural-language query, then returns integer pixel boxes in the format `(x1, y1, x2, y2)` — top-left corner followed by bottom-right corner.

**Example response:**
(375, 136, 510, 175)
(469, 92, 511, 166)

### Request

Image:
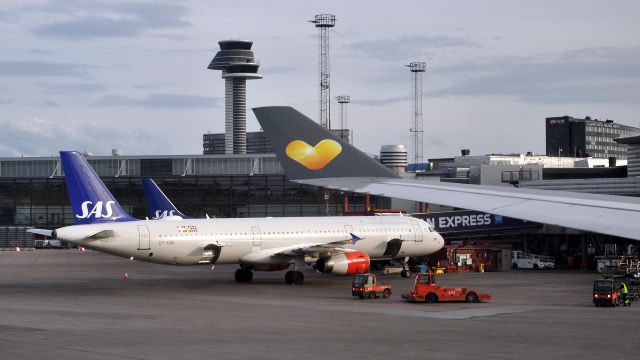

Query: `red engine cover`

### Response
(319, 251, 370, 275)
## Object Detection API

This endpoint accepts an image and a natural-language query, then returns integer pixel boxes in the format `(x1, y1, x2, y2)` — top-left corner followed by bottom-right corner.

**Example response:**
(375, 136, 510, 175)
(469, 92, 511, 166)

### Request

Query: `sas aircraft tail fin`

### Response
(252, 106, 399, 180)
(142, 178, 189, 219)
(60, 151, 136, 225)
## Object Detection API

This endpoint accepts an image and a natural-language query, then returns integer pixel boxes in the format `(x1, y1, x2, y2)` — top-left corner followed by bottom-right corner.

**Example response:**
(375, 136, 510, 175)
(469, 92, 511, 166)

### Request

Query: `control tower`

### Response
(208, 40, 262, 154)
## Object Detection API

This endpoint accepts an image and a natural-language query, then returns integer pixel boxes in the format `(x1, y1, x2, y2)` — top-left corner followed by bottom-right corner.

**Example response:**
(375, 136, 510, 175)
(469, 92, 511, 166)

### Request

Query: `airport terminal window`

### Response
(140, 159, 172, 177)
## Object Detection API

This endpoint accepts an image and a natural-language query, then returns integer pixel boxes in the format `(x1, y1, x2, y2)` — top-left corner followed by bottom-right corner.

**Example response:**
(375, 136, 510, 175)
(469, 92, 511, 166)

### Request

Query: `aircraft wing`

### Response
(240, 241, 358, 264)
(300, 176, 640, 240)
(253, 106, 640, 241)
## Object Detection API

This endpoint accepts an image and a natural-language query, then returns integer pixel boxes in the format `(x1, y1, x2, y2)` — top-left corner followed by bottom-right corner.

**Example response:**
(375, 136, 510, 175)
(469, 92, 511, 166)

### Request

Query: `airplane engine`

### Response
(315, 251, 370, 275)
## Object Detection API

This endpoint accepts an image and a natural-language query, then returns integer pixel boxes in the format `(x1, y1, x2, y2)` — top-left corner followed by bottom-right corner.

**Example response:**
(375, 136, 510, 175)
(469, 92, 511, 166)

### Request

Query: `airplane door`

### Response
(410, 220, 424, 242)
(344, 225, 354, 241)
(251, 226, 262, 250)
(137, 225, 150, 250)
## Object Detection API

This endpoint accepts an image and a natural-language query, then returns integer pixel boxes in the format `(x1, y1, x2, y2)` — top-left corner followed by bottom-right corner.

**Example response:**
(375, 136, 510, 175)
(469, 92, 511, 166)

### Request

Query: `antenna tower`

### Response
(406, 62, 426, 165)
(310, 14, 336, 129)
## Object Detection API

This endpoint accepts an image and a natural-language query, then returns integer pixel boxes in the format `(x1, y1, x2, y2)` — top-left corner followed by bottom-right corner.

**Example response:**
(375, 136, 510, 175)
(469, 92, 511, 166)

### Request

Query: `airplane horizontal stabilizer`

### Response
(26, 228, 53, 237)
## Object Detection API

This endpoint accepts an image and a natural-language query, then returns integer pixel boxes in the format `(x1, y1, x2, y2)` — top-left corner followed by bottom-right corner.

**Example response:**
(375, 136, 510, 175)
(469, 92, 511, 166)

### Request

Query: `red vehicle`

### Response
(352, 274, 392, 299)
(402, 272, 491, 303)
(593, 279, 621, 307)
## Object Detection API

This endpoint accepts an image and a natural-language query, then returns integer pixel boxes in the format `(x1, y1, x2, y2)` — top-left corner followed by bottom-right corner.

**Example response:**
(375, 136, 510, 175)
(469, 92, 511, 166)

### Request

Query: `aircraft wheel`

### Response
(235, 268, 253, 282)
(383, 289, 391, 298)
(400, 270, 410, 278)
(234, 269, 253, 282)
(369, 292, 376, 299)
(244, 269, 253, 282)
(292, 271, 304, 285)
(284, 271, 294, 284)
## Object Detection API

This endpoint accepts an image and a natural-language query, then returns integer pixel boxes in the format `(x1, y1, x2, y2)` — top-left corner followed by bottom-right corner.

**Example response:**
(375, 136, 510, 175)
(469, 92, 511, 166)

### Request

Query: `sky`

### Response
(0, 0, 639, 159)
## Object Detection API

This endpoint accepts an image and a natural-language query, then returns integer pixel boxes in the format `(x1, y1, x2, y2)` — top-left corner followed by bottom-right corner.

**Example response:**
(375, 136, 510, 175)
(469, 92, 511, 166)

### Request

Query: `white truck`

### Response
(512, 251, 555, 270)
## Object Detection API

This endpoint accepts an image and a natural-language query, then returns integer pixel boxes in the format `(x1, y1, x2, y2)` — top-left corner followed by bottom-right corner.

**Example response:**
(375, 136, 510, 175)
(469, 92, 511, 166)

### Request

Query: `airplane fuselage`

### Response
(54, 216, 444, 266)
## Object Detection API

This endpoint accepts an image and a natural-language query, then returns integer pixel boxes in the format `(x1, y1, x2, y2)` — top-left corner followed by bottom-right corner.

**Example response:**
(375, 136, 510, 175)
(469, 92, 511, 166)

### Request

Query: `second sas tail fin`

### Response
(142, 178, 189, 219)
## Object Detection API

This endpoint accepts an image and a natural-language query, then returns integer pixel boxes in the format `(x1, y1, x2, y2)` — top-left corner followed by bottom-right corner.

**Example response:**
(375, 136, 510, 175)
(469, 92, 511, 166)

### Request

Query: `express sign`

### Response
(412, 210, 537, 233)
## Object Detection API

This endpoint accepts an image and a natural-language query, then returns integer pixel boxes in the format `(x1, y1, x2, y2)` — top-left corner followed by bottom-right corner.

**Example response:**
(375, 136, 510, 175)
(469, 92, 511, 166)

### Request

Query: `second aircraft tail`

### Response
(142, 178, 189, 219)
(253, 106, 399, 180)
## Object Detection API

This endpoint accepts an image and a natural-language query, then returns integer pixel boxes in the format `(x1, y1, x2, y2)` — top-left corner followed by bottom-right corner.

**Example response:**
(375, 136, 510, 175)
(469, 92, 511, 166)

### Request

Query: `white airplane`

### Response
(252, 106, 640, 241)
(28, 151, 443, 284)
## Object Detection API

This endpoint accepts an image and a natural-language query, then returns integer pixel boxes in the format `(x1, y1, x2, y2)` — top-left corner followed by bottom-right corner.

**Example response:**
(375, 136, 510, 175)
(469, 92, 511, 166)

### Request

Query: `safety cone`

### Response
(79, 246, 85, 252)
(123, 272, 129, 280)
(15, 247, 21, 252)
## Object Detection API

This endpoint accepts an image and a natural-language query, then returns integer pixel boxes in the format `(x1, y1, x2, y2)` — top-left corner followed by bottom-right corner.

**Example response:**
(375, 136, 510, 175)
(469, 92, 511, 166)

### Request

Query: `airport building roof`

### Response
(0, 153, 283, 178)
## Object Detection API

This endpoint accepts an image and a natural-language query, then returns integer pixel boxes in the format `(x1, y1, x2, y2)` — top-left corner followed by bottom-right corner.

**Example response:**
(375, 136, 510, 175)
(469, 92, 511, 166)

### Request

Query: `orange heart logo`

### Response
(286, 139, 342, 170)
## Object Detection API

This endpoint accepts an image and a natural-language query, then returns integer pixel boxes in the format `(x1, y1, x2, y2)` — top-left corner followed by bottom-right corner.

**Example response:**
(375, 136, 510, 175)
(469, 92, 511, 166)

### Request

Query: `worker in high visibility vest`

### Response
(620, 282, 630, 306)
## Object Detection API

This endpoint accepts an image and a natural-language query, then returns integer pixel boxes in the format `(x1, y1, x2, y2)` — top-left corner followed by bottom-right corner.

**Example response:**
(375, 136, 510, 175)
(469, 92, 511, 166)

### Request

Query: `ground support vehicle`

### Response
(593, 278, 621, 307)
(352, 274, 392, 299)
(401, 272, 491, 303)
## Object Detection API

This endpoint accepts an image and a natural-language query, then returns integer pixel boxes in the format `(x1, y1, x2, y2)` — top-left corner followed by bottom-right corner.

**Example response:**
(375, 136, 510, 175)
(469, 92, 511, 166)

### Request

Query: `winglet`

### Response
(142, 178, 189, 219)
(60, 151, 135, 224)
(252, 106, 400, 180)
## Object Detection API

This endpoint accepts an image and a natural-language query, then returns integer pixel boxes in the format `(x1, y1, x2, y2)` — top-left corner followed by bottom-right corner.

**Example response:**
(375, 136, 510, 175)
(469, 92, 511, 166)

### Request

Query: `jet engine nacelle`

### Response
(315, 251, 370, 275)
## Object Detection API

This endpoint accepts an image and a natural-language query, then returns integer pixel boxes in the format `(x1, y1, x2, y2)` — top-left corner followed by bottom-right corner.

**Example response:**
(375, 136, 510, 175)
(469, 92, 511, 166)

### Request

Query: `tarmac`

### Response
(1, 250, 638, 360)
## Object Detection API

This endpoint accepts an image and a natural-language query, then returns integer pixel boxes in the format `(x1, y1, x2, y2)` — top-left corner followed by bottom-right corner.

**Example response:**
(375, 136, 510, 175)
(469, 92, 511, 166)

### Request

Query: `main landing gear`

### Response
(284, 270, 304, 285)
(234, 267, 253, 282)
(400, 257, 410, 278)
(285, 256, 305, 285)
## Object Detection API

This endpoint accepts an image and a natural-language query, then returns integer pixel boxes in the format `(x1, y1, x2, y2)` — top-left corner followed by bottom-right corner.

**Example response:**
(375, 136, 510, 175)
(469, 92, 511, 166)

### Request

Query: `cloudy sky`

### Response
(1, 0, 639, 159)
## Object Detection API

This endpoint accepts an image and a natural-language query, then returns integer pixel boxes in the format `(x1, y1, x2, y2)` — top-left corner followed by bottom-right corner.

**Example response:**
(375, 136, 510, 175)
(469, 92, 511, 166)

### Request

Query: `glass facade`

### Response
(0, 175, 388, 227)
(0, 153, 390, 228)
(203, 132, 274, 155)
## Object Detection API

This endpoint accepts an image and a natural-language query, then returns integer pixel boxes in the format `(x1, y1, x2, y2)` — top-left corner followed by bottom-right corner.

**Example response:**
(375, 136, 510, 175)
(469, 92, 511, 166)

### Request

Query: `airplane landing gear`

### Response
(285, 271, 304, 285)
(234, 268, 253, 282)
(284, 256, 305, 285)
(400, 257, 410, 278)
